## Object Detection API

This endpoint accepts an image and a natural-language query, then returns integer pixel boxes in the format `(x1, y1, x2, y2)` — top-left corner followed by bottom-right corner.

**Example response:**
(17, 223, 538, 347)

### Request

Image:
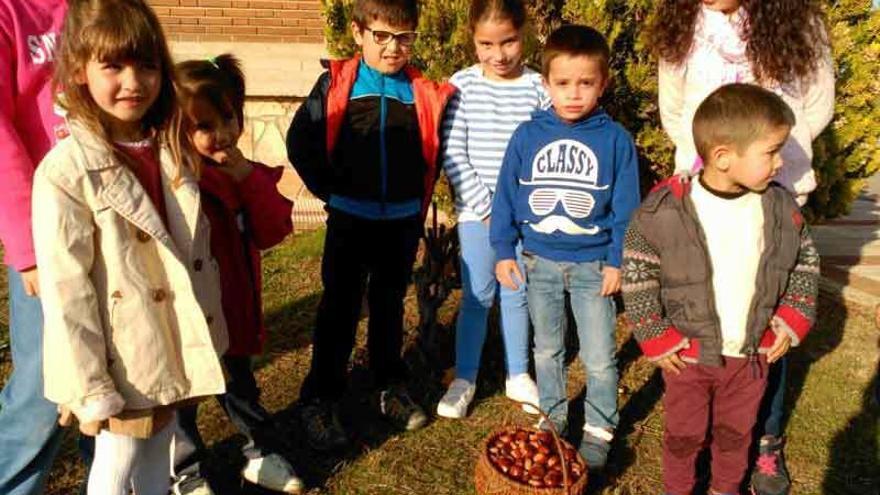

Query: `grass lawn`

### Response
(1, 231, 877, 494)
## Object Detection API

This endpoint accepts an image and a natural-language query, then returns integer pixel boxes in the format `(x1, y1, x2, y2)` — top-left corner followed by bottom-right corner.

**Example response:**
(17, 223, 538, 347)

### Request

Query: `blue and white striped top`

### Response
(441, 65, 549, 222)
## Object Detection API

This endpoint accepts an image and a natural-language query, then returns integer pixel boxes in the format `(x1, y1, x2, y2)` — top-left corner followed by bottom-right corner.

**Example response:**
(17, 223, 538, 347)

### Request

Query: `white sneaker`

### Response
(241, 453, 304, 494)
(172, 474, 214, 495)
(505, 373, 540, 415)
(436, 378, 476, 419)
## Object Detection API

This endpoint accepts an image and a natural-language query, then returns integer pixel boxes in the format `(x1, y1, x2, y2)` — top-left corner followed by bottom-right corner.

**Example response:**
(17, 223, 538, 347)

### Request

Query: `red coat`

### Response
(199, 162, 293, 356)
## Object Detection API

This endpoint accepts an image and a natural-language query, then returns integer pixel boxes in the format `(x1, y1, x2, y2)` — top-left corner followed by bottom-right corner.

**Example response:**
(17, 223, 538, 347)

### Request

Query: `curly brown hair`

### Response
(647, 0, 829, 85)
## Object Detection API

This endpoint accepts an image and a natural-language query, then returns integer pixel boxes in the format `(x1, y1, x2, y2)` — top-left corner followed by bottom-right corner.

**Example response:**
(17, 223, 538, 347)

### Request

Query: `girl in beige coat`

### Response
(32, 1, 227, 494)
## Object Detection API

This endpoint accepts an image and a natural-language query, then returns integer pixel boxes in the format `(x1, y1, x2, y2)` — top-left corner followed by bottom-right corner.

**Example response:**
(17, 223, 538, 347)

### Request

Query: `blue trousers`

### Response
(524, 255, 619, 431)
(0, 267, 65, 495)
(454, 221, 530, 382)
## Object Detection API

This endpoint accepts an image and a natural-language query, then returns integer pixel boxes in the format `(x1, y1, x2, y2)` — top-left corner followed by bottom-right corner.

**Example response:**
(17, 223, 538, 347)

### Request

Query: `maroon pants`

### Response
(662, 356, 769, 495)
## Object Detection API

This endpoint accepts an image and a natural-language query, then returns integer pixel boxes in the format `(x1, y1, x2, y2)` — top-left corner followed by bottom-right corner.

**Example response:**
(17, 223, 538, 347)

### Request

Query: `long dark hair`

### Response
(648, 0, 829, 84)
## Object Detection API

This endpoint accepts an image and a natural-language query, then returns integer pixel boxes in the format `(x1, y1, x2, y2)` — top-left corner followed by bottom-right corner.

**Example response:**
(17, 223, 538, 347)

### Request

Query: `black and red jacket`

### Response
(286, 56, 454, 218)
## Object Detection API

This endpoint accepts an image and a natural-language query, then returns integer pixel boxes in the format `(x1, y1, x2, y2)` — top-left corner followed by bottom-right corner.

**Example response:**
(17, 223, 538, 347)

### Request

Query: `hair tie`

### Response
(207, 57, 220, 69)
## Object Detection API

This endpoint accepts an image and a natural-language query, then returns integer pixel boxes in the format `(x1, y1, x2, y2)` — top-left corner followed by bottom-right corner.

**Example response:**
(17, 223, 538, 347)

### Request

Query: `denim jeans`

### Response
(0, 267, 65, 495)
(524, 254, 619, 431)
(756, 356, 787, 438)
(173, 356, 276, 478)
(454, 220, 530, 382)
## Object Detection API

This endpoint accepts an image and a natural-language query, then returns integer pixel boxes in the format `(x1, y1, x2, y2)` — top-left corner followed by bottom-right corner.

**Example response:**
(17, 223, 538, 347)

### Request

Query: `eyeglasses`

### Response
(364, 27, 419, 47)
(528, 188, 596, 218)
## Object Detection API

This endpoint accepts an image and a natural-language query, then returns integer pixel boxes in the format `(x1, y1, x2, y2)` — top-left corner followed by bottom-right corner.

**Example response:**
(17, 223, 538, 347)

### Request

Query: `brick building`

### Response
(149, 0, 324, 44)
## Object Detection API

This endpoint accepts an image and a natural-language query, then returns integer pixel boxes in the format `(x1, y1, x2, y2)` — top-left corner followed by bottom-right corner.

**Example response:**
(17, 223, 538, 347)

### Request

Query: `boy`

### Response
(490, 25, 640, 470)
(622, 83, 819, 495)
(286, 0, 453, 452)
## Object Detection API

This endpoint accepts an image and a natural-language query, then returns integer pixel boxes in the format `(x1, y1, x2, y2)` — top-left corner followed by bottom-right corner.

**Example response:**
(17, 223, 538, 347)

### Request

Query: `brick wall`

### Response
(149, 0, 324, 44)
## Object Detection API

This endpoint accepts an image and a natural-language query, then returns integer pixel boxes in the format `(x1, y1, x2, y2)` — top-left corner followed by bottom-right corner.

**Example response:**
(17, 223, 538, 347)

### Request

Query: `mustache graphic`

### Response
(528, 215, 600, 236)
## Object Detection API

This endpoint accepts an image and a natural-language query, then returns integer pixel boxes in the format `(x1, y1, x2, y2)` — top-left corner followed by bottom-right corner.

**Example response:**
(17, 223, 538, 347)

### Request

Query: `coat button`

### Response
(193, 259, 203, 271)
(152, 288, 167, 302)
(206, 315, 214, 325)
(136, 230, 151, 242)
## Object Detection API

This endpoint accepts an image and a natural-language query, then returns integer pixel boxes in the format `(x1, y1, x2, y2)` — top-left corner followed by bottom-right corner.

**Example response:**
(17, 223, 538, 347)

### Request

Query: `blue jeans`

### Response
(524, 254, 619, 431)
(454, 221, 530, 382)
(0, 267, 65, 495)
(757, 356, 787, 438)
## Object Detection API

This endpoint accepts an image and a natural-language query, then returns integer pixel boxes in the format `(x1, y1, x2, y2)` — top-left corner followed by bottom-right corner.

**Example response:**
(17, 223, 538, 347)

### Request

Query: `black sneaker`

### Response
(299, 399, 349, 452)
(378, 385, 428, 431)
(750, 436, 791, 495)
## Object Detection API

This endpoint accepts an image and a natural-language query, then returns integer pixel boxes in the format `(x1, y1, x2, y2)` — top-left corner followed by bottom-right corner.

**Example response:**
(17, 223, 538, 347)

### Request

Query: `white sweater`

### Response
(691, 177, 765, 357)
(658, 6, 835, 205)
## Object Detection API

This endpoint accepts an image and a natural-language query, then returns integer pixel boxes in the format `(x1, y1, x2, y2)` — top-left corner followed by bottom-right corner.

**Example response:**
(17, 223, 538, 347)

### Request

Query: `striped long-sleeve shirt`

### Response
(441, 65, 548, 221)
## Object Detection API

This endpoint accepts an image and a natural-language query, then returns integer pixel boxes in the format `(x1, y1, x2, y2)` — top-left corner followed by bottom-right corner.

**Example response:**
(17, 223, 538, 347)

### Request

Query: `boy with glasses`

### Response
(490, 25, 640, 471)
(286, 0, 453, 452)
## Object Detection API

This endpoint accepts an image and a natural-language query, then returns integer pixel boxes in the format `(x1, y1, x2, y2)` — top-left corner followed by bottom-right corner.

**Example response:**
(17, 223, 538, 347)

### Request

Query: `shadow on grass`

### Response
(199, 287, 460, 493)
(822, 306, 880, 494)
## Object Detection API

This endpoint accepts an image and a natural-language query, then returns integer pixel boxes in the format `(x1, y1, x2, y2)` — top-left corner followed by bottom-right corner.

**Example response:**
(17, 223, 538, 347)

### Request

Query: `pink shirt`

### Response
(0, 0, 67, 270)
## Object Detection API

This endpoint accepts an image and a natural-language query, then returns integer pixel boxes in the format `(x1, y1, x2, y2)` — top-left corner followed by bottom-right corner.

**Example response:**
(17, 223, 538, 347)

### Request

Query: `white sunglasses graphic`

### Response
(528, 188, 596, 218)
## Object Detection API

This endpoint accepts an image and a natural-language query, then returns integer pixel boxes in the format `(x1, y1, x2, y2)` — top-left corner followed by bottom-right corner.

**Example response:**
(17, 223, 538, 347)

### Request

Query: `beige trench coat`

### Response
(33, 120, 228, 425)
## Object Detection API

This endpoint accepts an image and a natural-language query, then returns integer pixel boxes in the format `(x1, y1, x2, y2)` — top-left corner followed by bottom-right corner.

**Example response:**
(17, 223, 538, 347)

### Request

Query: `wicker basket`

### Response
(474, 402, 588, 495)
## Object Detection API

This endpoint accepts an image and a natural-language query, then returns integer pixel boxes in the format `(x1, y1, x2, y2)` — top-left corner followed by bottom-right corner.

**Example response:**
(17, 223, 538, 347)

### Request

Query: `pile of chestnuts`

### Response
(486, 428, 585, 489)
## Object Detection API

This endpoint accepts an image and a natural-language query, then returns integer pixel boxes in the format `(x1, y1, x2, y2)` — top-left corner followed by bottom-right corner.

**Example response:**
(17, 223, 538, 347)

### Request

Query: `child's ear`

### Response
(73, 67, 87, 85)
(711, 145, 732, 172)
(351, 21, 365, 47)
(600, 73, 611, 94)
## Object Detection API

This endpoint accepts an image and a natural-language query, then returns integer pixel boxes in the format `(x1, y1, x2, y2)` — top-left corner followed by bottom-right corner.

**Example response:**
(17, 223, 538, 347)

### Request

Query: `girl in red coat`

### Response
(171, 54, 300, 494)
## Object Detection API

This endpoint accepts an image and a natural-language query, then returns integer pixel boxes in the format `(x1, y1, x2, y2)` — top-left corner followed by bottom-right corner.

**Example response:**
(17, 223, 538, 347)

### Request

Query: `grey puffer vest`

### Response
(633, 181, 803, 365)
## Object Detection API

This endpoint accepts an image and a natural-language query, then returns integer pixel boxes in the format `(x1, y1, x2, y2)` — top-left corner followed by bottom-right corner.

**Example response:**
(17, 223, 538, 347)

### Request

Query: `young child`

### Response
(490, 25, 640, 470)
(622, 83, 819, 495)
(286, 0, 453, 451)
(171, 55, 300, 495)
(32, 1, 228, 493)
(0, 1, 70, 493)
(436, 0, 547, 420)
(649, 2, 833, 492)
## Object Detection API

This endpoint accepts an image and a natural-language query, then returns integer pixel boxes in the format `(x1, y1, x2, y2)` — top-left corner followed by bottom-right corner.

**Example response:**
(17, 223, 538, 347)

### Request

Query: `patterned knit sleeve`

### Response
(773, 222, 820, 346)
(622, 219, 689, 360)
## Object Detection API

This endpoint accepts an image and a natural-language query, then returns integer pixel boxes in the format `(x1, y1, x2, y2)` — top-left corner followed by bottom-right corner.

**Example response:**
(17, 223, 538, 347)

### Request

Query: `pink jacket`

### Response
(0, 0, 67, 270)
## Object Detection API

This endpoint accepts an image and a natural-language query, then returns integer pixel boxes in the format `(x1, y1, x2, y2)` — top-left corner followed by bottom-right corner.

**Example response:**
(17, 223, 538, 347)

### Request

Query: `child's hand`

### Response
(212, 146, 253, 182)
(600, 266, 621, 296)
(768, 317, 793, 363)
(21, 267, 39, 297)
(495, 259, 524, 290)
(656, 352, 688, 375)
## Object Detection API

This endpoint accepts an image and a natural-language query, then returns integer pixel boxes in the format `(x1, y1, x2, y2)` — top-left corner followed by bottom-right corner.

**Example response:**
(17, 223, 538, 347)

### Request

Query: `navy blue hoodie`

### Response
(490, 108, 640, 267)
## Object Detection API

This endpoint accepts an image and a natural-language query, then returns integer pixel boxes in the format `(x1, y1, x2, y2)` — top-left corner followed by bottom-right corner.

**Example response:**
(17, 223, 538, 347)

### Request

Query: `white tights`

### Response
(86, 418, 174, 495)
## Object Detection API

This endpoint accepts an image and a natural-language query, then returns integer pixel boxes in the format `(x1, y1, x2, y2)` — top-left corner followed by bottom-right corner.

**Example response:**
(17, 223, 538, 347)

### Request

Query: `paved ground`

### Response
(814, 173, 880, 310)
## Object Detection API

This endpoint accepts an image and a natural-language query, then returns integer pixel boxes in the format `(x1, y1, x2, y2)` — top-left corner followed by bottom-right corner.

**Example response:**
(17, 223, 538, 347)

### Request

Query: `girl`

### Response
(171, 54, 300, 494)
(651, 0, 834, 206)
(437, 0, 547, 419)
(33, 1, 227, 493)
(649, 1, 834, 494)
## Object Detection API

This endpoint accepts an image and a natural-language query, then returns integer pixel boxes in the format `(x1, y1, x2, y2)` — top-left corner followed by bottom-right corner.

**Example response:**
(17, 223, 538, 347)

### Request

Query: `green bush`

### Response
(320, 0, 880, 220)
